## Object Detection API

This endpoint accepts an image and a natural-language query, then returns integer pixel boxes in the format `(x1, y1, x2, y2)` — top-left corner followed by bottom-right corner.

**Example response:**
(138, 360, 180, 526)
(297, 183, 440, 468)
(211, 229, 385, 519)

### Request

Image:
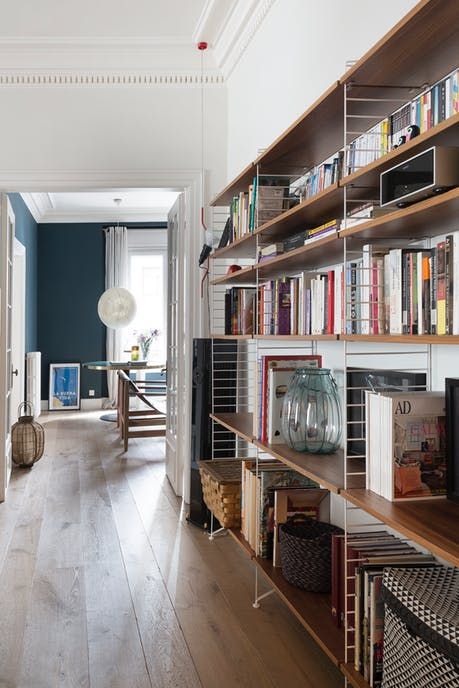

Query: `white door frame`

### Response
(11, 238, 26, 422)
(0, 170, 204, 504)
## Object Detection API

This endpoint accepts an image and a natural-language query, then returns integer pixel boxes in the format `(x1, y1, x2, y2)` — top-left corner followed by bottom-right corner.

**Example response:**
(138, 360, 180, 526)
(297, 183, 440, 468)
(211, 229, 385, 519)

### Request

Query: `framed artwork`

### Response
(49, 363, 81, 411)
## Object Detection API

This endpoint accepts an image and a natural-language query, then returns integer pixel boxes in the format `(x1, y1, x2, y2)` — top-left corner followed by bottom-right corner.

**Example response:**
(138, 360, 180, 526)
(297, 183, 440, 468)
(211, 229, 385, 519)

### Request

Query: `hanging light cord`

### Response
(198, 41, 210, 296)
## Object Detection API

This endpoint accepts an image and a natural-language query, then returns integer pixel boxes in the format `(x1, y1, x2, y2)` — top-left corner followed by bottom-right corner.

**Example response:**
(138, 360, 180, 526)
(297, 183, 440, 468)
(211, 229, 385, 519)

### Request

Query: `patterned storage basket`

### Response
(381, 566, 459, 688)
(198, 459, 241, 529)
(279, 516, 343, 592)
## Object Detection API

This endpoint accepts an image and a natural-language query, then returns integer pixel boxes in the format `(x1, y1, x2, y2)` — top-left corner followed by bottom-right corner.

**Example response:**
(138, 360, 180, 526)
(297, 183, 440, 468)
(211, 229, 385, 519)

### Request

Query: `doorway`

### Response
(11, 239, 26, 422)
(1, 173, 202, 505)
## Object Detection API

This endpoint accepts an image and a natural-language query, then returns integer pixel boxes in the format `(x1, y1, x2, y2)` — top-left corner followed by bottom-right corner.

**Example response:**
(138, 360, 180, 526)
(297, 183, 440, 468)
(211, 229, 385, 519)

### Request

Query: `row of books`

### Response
(331, 529, 436, 686)
(256, 354, 321, 444)
(348, 234, 459, 336)
(224, 287, 255, 335)
(390, 68, 459, 150)
(257, 219, 340, 264)
(258, 268, 342, 337)
(290, 152, 343, 202)
(240, 457, 325, 558)
(220, 176, 295, 245)
(224, 231, 459, 337)
(366, 390, 446, 502)
(346, 66, 459, 174)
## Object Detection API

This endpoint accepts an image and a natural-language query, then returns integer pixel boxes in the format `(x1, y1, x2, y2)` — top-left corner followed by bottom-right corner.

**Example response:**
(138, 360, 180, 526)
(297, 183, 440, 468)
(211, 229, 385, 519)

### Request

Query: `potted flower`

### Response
(137, 328, 159, 361)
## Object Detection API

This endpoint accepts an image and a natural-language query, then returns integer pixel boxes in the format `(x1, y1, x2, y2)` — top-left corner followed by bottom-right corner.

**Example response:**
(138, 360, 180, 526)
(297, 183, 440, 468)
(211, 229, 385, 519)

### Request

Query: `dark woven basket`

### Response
(279, 516, 343, 592)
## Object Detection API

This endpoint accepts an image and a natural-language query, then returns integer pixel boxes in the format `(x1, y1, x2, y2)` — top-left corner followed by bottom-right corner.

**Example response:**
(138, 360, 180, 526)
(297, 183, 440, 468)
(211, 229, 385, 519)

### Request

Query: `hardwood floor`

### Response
(0, 411, 343, 688)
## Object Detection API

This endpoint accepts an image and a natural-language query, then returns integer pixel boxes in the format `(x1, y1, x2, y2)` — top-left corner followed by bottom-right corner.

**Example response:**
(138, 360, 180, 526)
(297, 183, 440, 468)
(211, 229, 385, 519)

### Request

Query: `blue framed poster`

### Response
(49, 363, 81, 410)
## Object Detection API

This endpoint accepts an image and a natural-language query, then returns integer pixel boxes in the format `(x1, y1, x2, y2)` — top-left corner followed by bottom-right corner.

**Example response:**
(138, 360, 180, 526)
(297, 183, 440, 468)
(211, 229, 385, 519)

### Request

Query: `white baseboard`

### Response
(40, 398, 108, 411)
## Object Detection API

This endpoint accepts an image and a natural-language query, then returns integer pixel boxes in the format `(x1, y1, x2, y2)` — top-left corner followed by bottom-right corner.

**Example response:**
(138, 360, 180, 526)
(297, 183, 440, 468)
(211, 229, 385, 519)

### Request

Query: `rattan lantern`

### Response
(12, 402, 45, 468)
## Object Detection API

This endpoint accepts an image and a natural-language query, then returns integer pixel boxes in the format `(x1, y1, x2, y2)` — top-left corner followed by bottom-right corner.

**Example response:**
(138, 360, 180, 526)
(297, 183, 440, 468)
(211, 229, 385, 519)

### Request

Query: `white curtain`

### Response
(105, 226, 128, 405)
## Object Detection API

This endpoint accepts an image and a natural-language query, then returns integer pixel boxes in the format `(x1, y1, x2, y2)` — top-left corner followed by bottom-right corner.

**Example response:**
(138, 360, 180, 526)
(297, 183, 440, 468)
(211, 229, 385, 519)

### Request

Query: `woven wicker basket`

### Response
(199, 459, 241, 528)
(279, 516, 343, 591)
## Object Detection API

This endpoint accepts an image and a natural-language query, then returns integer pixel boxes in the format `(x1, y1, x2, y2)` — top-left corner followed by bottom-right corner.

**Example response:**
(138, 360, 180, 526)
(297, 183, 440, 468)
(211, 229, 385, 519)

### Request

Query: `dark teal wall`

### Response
(37, 222, 167, 400)
(8, 193, 38, 353)
(38, 223, 107, 400)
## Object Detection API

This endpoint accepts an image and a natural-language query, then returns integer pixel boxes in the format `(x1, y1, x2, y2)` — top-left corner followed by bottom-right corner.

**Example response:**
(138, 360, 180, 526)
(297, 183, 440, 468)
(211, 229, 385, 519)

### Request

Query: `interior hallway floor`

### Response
(0, 411, 343, 688)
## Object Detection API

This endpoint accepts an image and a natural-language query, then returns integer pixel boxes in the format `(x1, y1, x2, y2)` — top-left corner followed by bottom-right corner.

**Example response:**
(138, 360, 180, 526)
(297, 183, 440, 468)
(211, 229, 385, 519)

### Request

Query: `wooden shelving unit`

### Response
(341, 334, 459, 345)
(228, 528, 345, 666)
(207, 3, 459, 685)
(253, 334, 337, 341)
(210, 412, 254, 443)
(342, 489, 459, 568)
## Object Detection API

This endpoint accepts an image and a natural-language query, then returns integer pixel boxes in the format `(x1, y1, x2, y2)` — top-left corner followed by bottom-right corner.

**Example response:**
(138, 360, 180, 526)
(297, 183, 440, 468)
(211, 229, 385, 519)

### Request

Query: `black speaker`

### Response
(188, 338, 237, 529)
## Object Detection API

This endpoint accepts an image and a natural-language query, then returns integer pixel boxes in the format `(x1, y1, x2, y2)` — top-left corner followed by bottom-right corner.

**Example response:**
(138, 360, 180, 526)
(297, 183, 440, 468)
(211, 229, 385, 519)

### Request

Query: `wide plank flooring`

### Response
(0, 411, 343, 688)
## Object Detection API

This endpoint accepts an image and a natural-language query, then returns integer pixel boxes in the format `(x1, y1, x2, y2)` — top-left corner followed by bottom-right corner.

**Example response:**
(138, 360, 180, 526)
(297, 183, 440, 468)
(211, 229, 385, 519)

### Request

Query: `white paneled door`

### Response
(166, 194, 184, 495)
(0, 195, 15, 501)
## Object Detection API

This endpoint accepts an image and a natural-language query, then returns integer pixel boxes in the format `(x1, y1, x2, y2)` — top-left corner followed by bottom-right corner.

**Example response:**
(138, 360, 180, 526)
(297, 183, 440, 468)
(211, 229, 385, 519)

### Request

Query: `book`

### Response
(258, 355, 321, 442)
(367, 391, 446, 501)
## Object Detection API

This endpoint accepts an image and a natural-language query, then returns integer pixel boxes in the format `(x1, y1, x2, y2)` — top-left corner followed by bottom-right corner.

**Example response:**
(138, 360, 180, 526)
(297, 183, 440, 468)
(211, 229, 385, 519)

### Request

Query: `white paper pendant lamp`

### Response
(97, 287, 136, 329)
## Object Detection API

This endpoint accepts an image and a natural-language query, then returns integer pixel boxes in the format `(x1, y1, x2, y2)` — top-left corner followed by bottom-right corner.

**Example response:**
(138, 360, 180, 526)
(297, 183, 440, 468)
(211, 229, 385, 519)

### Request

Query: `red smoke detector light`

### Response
(197, 41, 208, 51)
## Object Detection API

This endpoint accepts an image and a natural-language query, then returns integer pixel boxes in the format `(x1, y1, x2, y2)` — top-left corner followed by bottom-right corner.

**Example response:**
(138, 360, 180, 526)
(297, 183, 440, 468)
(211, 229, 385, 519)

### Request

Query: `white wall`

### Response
(226, 0, 419, 178)
(0, 86, 226, 195)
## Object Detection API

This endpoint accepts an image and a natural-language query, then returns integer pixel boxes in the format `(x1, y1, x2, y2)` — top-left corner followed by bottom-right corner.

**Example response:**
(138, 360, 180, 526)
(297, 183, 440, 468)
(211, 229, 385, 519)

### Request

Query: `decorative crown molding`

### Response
(0, 70, 224, 87)
(211, 0, 276, 79)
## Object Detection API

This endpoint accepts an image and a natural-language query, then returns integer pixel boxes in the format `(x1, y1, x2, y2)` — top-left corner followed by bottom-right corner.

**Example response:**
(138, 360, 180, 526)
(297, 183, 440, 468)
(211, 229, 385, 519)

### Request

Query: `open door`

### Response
(11, 239, 26, 426)
(165, 194, 184, 494)
(0, 195, 15, 501)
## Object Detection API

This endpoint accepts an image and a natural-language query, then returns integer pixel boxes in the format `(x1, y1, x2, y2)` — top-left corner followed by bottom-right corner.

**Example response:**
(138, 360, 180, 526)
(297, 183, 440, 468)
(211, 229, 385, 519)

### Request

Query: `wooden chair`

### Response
(117, 370, 166, 452)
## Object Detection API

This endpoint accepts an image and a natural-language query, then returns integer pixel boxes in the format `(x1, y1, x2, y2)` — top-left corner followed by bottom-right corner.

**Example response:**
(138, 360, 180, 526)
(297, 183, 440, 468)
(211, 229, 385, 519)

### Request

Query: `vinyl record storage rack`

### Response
(206, 2, 459, 686)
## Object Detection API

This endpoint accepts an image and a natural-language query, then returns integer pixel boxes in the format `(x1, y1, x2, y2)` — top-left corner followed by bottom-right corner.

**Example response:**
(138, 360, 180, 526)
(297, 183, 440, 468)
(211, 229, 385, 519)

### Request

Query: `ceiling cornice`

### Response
(21, 193, 170, 223)
(207, 0, 276, 79)
(0, 70, 224, 87)
(38, 209, 170, 224)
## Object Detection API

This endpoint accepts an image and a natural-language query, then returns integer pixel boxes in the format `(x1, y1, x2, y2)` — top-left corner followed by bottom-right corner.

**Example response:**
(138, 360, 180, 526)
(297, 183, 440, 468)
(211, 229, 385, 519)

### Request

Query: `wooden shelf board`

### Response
(254, 441, 365, 494)
(342, 488, 459, 568)
(341, 334, 459, 345)
(341, 112, 459, 191)
(255, 183, 342, 243)
(254, 334, 338, 341)
(210, 265, 256, 286)
(341, 186, 459, 244)
(257, 234, 343, 279)
(210, 412, 254, 442)
(340, 663, 370, 688)
(211, 232, 257, 260)
(210, 162, 256, 207)
(341, 0, 459, 96)
(210, 334, 253, 340)
(227, 528, 344, 666)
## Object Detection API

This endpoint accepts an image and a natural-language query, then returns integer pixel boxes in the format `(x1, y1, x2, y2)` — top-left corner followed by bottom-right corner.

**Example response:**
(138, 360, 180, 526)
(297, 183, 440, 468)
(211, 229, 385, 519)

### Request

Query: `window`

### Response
(125, 250, 167, 363)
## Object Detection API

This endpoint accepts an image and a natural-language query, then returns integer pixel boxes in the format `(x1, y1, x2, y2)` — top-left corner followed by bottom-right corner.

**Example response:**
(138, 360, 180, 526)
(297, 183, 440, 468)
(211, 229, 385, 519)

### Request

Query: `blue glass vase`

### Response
(281, 368, 342, 454)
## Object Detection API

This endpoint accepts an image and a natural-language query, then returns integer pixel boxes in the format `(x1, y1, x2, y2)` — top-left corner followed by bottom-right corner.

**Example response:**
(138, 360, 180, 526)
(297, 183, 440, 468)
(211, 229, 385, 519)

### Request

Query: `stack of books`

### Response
(240, 458, 323, 557)
(365, 390, 446, 501)
(224, 287, 256, 335)
(346, 65, 459, 175)
(258, 267, 343, 336)
(257, 243, 284, 263)
(346, 233, 459, 335)
(331, 529, 436, 686)
(290, 153, 343, 201)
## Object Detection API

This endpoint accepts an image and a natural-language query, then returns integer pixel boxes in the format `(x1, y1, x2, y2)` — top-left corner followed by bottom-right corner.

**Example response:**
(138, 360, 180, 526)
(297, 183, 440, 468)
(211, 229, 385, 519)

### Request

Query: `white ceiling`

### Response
(0, 0, 272, 79)
(22, 190, 180, 223)
(0, 0, 208, 39)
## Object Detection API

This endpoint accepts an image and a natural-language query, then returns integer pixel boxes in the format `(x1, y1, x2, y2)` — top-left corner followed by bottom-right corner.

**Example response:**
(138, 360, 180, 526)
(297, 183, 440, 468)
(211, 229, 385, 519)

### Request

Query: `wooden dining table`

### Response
(83, 360, 166, 421)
